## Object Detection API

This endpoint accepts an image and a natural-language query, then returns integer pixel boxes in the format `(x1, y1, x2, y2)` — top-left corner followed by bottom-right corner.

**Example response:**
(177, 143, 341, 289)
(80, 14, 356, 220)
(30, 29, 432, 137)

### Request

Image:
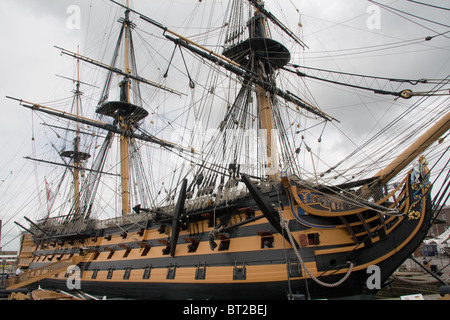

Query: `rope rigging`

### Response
(4, 0, 450, 257)
(279, 210, 355, 288)
(283, 64, 450, 99)
(368, 0, 450, 40)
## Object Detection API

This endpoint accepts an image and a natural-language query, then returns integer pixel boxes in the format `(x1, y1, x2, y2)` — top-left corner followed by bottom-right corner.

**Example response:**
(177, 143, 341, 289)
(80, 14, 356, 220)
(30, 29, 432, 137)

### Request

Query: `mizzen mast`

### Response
(60, 49, 91, 216)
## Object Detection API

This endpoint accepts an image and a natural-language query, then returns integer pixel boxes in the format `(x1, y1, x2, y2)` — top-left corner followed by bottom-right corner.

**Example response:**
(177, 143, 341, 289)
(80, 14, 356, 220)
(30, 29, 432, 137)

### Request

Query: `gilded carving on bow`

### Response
(407, 210, 421, 220)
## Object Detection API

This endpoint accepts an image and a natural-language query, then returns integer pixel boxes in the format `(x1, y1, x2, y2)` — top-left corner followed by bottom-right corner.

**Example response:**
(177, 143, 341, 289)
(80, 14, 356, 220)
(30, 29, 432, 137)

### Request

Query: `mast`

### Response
(60, 47, 91, 216)
(73, 51, 82, 215)
(253, 2, 279, 182)
(120, 4, 132, 216)
(215, 0, 304, 182)
(95, 2, 150, 216)
(233, 0, 290, 182)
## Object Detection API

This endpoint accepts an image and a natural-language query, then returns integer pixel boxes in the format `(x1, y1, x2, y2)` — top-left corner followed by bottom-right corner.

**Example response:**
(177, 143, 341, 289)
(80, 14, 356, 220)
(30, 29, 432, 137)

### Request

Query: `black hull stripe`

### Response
(32, 219, 308, 256)
(40, 268, 376, 300)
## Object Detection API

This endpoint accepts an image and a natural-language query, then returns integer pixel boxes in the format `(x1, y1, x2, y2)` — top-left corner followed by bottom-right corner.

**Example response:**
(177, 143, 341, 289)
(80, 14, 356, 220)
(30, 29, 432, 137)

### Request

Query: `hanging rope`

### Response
(179, 47, 196, 89)
(278, 210, 355, 287)
(163, 44, 178, 78)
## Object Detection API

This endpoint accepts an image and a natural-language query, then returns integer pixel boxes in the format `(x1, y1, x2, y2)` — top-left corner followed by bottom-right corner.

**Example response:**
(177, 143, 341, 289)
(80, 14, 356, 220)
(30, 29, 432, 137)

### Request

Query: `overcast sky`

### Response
(0, 0, 449, 251)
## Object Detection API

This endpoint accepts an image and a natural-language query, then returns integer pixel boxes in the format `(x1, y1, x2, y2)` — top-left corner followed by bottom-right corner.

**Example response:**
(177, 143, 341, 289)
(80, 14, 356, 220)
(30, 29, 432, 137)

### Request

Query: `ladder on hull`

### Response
(7, 256, 84, 290)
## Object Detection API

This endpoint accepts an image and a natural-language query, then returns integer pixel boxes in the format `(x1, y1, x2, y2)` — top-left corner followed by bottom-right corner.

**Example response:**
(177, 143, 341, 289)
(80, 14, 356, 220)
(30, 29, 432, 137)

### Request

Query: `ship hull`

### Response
(17, 172, 433, 300)
(37, 201, 432, 300)
(39, 271, 375, 300)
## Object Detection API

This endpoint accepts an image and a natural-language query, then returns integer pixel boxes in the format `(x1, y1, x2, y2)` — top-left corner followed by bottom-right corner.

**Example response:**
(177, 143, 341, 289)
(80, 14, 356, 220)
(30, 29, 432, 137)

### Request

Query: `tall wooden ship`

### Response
(6, 0, 450, 299)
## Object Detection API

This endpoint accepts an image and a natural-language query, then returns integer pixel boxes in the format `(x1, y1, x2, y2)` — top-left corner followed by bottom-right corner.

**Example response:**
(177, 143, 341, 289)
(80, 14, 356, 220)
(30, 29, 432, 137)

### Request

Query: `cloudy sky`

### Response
(0, 0, 449, 250)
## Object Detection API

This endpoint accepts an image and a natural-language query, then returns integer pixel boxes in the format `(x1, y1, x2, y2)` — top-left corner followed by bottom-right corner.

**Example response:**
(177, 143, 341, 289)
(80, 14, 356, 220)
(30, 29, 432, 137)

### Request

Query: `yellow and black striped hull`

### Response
(18, 173, 433, 300)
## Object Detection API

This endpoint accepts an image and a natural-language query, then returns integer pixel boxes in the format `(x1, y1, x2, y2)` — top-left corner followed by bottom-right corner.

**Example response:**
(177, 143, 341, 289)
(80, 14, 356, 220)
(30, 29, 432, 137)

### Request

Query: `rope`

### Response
(279, 210, 354, 287)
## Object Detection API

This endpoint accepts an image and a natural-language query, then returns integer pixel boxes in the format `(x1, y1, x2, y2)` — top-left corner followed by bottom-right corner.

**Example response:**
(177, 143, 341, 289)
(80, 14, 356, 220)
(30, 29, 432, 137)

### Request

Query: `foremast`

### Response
(120, 5, 133, 216)
(253, 3, 280, 183)
(223, 0, 293, 183)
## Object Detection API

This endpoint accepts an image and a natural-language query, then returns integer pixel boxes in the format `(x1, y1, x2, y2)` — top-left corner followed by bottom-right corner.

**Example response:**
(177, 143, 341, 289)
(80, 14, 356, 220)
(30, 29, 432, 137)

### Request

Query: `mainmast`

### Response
(95, 3, 149, 216)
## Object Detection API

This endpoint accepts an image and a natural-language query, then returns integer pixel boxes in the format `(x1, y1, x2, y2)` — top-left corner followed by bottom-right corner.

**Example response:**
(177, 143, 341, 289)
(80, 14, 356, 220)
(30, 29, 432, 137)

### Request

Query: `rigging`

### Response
(407, 0, 450, 11)
(369, 0, 450, 40)
(284, 64, 450, 98)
